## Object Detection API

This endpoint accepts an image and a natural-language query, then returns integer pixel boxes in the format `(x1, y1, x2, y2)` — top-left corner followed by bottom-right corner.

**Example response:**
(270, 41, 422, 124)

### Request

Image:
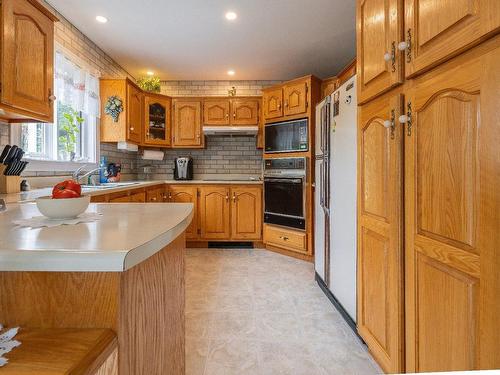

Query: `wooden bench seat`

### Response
(0, 328, 117, 375)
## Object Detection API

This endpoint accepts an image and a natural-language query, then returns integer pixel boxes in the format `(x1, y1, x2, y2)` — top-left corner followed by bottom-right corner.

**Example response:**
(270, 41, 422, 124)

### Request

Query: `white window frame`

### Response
(10, 43, 101, 173)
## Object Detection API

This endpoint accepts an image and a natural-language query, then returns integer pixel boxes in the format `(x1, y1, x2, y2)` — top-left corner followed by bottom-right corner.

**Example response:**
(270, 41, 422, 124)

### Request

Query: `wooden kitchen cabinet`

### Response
(283, 81, 308, 116)
(263, 225, 307, 253)
(146, 186, 165, 203)
(167, 185, 199, 240)
(0, 0, 58, 123)
(356, 0, 403, 104)
(172, 99, 203, 148)
(357, 89, 404, 373)
(231, 187, 262, 240)
(263, 87, 283, 120)
(203, 99, 230, 125)
(143, 93, 171, 147)
(404, 37, 499, 373)
(108, 188, 146, 203)
(100, 79, 145, 145)
(231, 99, 260, 125)
(126, 81, 143, 144)
(404, 0, 500, 78)
(199, 186, 231, 239)
(203, 98, 260, 126)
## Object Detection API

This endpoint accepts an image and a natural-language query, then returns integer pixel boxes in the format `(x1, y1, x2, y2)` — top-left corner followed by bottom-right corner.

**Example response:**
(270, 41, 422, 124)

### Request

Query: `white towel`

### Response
(0, 325, 21, 367)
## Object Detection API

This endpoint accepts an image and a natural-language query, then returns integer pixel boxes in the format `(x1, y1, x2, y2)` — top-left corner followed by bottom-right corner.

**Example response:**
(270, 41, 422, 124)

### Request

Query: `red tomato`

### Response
(52, 180, 82, 199)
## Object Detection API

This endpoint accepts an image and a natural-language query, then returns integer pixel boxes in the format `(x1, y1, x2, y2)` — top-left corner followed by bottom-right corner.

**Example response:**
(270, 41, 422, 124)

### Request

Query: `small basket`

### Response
(0, 165, 21, 194)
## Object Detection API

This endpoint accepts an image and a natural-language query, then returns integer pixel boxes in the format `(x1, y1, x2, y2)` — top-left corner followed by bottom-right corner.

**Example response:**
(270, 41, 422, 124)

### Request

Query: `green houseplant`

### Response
(58, 105, 84, 161)
(137, 76, 161, 93)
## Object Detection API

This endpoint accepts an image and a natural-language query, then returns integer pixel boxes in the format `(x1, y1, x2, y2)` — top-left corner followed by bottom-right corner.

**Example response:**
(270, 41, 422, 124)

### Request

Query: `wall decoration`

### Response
(104, 96, 123, 122)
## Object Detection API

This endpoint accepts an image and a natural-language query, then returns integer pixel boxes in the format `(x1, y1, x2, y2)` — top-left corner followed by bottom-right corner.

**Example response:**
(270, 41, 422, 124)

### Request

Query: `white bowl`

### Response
(36, 195, 90, 220)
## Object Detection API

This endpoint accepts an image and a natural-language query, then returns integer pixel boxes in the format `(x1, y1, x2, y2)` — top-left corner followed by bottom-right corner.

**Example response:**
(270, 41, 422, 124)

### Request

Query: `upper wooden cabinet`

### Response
(203, 98, 260, 126)
(0, 0, 58, 123)
(231, 99, 259, 125)
(172, 99, 203, 148)
(126, 82, 143, 144)
(203, 99, 230, 125)
(263, 87, 283, 120)
(100, 78, 148, 145)
(231, 187, 262, 240)
(357, 89, 404, 373)
(283, 81, 308, 116)
(263, 76, 319, 123)
(404, 0, 500, 77)
(199, 186, 231, 240)
(144, 93, 171, 147)
(356, 0, 403, 104)
(404, 37, 499, 373)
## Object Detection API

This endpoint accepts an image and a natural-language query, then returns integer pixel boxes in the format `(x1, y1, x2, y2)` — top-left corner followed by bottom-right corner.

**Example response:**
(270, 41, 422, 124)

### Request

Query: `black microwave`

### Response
(264, 119, 308, 153)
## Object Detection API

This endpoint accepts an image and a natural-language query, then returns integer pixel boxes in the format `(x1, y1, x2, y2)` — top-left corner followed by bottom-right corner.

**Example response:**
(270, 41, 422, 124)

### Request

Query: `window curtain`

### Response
(54, 51, 100, 118)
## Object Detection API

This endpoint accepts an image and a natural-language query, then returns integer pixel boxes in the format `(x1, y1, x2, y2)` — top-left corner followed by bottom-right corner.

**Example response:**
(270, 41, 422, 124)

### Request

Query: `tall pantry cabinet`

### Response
(356, 0, 499, 373)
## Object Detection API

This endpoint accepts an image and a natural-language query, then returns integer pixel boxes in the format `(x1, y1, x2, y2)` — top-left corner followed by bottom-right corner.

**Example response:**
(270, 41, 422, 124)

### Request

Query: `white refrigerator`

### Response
(314, 75, 358, 322)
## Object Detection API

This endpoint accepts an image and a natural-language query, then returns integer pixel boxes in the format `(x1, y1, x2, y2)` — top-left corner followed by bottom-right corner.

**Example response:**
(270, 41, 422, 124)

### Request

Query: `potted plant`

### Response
(137, 76, 161, 93)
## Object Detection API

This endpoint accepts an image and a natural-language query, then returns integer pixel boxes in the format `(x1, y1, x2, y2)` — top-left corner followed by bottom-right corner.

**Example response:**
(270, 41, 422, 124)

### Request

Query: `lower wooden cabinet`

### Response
(167, 186, 198, 239)
(263, 224, 307, 253)
(199, 186, 231, 240)
(231, 187, 262, 240)
(146, 186, 165, 203)
(169, 184, 262, 241)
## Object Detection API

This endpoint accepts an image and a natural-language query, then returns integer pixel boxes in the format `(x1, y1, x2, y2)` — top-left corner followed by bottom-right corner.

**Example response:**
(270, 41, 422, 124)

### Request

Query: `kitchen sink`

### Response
(81, 182, 141, 189)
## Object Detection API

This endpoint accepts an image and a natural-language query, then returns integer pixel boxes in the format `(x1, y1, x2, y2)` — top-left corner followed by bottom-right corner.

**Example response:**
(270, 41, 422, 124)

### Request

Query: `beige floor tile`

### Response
(185, 248, 380, 375)
(208, 311, 256, 339)
(186, 337, 209, 375)
(204, 338, 261, 375)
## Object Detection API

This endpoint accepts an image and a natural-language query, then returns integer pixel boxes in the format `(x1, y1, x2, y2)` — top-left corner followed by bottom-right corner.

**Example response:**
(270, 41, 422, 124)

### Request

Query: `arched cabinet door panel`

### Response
(357, 89, 404, 374)
(404, 38, 499, 372)
(199, 186, 230, 239)
(231, 187, 262, 240)
(173, 100, 203, 148)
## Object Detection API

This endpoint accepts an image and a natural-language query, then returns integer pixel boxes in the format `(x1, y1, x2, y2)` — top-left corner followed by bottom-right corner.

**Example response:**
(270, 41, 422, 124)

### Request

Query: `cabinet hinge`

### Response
(406, 101, 413, 136)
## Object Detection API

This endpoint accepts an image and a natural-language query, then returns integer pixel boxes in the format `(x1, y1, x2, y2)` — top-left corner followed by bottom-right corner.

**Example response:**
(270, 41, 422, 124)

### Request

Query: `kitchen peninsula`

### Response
(0, 202, 193, 374)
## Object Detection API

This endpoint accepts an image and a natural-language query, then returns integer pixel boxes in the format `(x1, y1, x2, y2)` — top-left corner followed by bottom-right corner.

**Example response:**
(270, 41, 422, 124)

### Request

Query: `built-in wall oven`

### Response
(264, 119, 308, 153)
(264, 157, 307, 230)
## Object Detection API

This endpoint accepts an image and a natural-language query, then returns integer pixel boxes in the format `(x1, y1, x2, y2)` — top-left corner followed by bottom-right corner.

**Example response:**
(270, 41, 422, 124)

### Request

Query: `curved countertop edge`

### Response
(0, 208, 194, 273)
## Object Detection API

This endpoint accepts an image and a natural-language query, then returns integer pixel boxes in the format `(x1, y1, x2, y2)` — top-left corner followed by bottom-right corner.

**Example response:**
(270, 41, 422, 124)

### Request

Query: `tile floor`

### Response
(185, 248, 381, 375)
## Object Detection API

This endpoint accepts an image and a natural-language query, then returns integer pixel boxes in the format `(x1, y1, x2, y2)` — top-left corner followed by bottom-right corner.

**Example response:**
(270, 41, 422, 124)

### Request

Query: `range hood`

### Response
(203, 126, 258, 136)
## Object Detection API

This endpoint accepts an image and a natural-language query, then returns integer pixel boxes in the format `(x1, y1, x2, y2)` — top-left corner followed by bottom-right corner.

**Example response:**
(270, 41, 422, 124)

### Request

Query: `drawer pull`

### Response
(279, 236, 289, 241)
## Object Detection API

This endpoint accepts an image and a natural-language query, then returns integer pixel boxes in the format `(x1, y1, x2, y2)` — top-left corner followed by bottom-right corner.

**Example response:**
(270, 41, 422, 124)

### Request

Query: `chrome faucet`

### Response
(72, 164, 105, 183)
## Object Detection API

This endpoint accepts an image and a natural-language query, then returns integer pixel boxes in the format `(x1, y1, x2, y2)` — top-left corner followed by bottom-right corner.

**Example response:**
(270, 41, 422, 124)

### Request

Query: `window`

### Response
(14, 49, 100, 166)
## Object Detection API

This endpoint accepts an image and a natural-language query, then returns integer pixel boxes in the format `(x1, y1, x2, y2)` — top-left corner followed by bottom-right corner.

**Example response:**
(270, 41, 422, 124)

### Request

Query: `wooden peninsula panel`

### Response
(0, 234, 186, 375)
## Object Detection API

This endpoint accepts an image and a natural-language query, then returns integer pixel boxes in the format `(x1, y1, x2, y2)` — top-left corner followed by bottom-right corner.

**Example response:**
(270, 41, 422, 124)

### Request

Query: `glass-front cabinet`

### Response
(143, 93, 171, 146)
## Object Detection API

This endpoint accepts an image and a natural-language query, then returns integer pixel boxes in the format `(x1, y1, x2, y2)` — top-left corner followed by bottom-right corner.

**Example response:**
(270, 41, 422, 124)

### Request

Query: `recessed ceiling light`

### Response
(227, 70, 235, 76)
(147, 71, 154, 76)
(95, 15, 108, 23)
(225, 11, 237, 21)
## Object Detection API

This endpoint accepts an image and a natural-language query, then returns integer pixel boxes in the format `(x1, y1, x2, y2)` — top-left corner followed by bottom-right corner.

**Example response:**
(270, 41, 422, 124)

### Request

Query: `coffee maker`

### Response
(173, 157, 193, 180)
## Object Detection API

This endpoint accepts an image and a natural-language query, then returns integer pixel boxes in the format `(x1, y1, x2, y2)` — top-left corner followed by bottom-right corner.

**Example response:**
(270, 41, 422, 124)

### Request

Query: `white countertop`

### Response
(0, 179, 262, 204)
(0, 202, 193, 272)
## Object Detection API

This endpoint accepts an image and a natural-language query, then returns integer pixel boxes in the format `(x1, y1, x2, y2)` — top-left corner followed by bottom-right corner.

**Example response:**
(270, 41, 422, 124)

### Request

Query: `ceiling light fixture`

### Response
(225, 11, 237, 21)
(147, 71, 154, 76)
(95, 15, 108, 23)
(227, 70, 235, 76)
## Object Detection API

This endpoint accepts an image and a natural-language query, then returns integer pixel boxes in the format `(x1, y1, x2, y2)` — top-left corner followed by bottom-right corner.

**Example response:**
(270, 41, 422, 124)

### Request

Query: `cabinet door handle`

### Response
(225, 113, 229, 119)
(284, 100, 289, 108)
(384, 41, 396, 72)
(48, 89, 56, 103)
(233, 112, 236, 119)
(152, 197, 157, 201)
(225, 194, 229, 202)
(130, 126, 135, 131)
(279, 236, 289, 241)
(398, 29, 412, 63)
(232, 193, 236, 203)
(169, 192, 172, 199)
(383, 109, 396, 139)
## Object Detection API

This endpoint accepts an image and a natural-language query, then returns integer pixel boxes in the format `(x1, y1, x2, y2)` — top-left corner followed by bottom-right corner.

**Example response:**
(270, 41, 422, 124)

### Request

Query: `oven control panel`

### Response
(264, 157, 306, 170)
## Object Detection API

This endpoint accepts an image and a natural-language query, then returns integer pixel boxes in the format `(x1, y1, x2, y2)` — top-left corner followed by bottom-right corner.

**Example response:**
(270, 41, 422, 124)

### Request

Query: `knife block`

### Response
(0, 165, 20, 194)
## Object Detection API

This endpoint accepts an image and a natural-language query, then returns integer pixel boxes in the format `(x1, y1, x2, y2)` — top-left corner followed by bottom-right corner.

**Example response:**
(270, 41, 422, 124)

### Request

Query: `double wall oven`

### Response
(264, 157, 307, 230)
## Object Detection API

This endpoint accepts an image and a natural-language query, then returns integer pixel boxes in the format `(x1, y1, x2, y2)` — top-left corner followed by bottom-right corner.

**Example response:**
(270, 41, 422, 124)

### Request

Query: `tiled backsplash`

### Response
(160, 80, 281, 97)
(137, 136, 262, 180)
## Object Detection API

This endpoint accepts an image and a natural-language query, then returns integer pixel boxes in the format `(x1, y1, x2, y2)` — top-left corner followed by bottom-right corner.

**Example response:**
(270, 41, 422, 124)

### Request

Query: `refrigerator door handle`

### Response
(319, 160, 324, 208)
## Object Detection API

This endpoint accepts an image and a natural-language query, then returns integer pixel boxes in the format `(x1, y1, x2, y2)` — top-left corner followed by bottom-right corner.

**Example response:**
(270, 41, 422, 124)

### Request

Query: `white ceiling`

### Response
(47, 0, 356, 81)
